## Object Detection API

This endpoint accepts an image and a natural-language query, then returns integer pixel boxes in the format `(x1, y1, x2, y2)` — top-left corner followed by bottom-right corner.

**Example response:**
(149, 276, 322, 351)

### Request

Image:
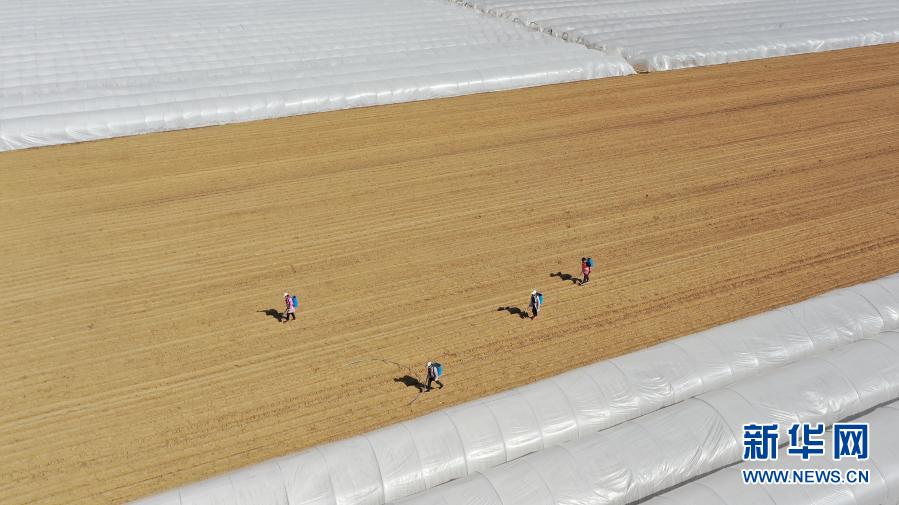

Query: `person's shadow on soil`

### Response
(394, 375, 426, 392)
(551, 271, 580, 285)
(258, 308, 283, 322)
(497, 306, 530, 319)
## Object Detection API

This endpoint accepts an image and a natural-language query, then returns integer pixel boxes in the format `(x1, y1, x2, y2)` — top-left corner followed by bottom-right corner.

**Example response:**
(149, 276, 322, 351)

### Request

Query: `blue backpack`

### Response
(291, 295, 298, 308)
(434, 362, 443, 377)
(537, 293, 544, 304)
(586, 257, 594, 268)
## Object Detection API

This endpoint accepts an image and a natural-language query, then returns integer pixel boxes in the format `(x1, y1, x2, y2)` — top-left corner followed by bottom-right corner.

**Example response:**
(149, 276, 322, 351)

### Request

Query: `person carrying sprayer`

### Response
(529, 289, 543, 319)
(283, 291, 298, 323)
(426, 361, 443, 391)
(581, 256, 594, 285)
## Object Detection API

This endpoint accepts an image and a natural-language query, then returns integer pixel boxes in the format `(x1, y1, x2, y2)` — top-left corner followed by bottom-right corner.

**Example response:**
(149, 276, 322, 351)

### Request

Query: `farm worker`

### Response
(581, 257, 592, 285)
(426, 361, 443, 391)
(529, 290, 543, 319)
(283, 292, 297, 323)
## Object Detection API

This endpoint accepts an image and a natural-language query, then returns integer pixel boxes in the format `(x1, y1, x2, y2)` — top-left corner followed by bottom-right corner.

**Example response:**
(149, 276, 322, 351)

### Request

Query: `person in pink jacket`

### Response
(283, 292, 296, 323)
(581, 257, 591, 285)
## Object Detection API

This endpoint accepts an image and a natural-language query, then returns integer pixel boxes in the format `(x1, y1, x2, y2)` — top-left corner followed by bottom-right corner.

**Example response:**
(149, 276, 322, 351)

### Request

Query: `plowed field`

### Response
(2, 43, 899, 504)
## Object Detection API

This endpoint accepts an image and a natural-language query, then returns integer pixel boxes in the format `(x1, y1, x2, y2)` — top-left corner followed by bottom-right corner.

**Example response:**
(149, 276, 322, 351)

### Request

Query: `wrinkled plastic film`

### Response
(394, 333, 899, 504)
(0, 0, 634, 151)
(645, 400, 899, 505)
(451, 0, 899, 71)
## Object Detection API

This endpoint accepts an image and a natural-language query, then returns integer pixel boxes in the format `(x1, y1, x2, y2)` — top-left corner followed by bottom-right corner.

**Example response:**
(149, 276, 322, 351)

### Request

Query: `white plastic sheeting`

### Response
(452, 0, 899, 71)
(0, 0, 633, 152)
(131, 273, 899, 505)
(645, 400, 899, 505)
(393, 331, 899, 505)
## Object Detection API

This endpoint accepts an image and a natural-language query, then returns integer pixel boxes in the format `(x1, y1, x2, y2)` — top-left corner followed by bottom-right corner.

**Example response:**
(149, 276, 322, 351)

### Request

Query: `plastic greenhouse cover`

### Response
(131, 273, 899, 505)
(645, 400, 899, 505)
(393, 331, 899, 505)
(0, 0, 634, 152)
(451, 0, 899, 71)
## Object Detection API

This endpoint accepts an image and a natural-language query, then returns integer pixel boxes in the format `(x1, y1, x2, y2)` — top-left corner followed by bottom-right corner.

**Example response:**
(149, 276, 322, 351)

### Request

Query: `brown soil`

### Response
(1, 44, 898, 504)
